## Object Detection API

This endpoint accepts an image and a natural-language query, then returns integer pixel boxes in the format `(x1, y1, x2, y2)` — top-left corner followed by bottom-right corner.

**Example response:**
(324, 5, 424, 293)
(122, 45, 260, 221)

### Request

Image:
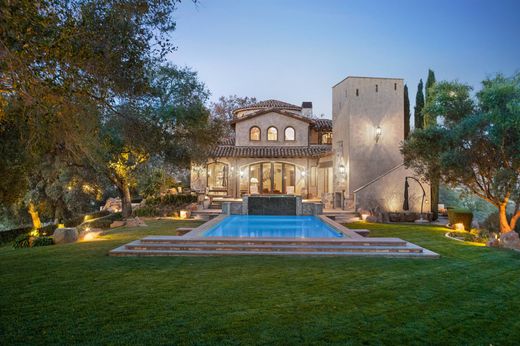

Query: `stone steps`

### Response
(139, 236, 406, 247)
(110, 236, 439, 258)
(323, 211, 361, 223)
(125, 241, 424, 253)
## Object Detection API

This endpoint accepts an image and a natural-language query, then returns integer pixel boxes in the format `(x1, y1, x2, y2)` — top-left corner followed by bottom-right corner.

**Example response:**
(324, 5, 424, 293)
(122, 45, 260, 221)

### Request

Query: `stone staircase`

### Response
(323, 210, 361, 223)
(191, 209, 221, 221)
(110, 236, 439, 258)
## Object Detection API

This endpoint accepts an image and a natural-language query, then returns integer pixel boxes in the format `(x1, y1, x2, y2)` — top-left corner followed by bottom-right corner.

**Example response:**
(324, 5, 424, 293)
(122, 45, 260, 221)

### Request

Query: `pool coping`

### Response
(183, 214, 362, 239)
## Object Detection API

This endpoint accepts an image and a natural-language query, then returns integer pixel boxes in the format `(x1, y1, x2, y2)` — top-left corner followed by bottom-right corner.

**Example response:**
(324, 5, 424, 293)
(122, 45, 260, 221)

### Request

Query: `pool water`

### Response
(203, 215, 344, 238)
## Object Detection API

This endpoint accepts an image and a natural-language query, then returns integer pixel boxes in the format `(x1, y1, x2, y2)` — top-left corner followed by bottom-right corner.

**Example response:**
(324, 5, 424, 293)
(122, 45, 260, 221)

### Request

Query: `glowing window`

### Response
(284, 127, 295, 141)
(250, 126, 260, 141)
(267, 127, 278, 141)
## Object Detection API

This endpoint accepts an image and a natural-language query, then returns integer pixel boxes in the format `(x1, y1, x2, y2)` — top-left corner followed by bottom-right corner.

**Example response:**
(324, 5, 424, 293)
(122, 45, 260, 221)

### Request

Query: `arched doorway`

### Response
(207, 162, 228, 194)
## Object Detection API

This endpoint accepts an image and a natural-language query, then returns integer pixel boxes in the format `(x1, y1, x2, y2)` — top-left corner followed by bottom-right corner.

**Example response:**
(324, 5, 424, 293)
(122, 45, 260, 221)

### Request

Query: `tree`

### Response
(0, 0, 185, 222)
(424, 69, 437, 127)
(414, 79, 425, 130)
(425, 69, 437, 103)
(404, 84, 411, 138)
(211, 95, 257, 122)
(424, 69, 439, 220)
(95, 65, 222, 218)
(211, 95, 257, 137)
(402, 73, 520, 234)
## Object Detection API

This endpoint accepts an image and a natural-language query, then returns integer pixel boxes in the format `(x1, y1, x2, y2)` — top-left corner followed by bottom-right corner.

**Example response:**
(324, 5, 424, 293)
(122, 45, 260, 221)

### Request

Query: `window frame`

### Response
(267, 126, 278, 141)
(284, 126, 295, 141)
(249, 126, 261, 141)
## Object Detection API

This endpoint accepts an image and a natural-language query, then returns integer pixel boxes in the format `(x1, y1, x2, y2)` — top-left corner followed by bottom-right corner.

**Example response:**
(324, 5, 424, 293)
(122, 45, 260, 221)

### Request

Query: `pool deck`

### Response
(110, 215, 439, 258)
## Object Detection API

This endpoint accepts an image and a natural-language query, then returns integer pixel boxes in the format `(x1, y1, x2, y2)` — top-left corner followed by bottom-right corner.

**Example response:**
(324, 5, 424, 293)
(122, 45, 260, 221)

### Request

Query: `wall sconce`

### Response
(301, 170, 306, 177)
(240, 170, 244, 178)
(375, 126, 382, 143)
(339, 164, 346, 175)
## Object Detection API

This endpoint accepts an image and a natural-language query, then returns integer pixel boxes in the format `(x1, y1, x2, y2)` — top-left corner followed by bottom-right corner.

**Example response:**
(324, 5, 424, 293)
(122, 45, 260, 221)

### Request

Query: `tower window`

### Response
(375, 84, 378, 92)
(356, 89, 359, 96)
(394, 83, 397, 90)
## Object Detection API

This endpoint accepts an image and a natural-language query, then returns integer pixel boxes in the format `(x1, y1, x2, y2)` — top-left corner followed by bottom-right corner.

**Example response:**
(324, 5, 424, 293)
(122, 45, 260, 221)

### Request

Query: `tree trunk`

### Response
(120, 183, 132, 219)
(28, 202, 42, 229)
(430, 179, 439, 221)
(499, 203, 512, 233)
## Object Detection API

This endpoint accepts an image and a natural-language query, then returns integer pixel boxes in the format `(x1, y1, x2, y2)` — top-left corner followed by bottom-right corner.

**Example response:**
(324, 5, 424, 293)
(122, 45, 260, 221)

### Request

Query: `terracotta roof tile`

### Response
(233, 99, 301, 114)
(311, 119, 333, 131)
(210, 145, 332, 158)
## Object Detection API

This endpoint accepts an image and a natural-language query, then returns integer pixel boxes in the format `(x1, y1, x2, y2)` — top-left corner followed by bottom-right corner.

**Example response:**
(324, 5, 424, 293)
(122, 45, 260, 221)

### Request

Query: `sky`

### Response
(167, 0, 520, 123)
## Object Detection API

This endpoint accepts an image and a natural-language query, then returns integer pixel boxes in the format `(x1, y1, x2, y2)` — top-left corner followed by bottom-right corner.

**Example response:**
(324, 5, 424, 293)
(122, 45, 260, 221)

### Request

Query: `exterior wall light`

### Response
(339, 164, 346, 175)
(375, 126, 382, 143)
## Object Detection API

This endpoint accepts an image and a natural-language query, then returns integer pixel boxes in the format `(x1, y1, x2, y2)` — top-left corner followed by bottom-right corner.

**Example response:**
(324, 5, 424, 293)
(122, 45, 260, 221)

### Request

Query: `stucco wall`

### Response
(354, 165, 431, 213)
(234, 111, 310, 146)
(333, 77, 405, 195)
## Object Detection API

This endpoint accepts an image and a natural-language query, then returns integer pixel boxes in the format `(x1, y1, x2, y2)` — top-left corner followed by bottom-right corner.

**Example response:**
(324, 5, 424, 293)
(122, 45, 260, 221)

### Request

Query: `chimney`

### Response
(301, 102, 313, 117)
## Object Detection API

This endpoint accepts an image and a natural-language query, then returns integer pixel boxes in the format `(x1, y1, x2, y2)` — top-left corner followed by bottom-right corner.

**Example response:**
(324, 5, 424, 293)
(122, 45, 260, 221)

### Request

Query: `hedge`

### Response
(448, 208, 474, 231)
(0, 225, 32, 244)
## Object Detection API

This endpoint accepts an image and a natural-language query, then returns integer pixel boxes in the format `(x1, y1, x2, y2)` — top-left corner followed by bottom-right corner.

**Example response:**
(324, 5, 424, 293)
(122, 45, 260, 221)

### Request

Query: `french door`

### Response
(249, 162, 295, 194)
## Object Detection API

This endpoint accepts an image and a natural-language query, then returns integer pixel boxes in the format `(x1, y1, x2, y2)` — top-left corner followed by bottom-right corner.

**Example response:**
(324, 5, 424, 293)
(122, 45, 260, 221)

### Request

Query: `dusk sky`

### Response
(169, 0, 520, 123)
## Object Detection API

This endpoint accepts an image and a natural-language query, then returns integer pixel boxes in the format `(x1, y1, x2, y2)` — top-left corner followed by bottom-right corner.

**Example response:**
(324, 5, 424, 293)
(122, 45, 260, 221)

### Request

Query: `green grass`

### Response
(1, 220, 519, 345)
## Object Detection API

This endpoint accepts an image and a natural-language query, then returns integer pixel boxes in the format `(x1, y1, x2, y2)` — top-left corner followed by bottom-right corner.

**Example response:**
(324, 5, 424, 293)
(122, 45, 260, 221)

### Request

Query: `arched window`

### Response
(267, 127, 278, 141)
(249, 126, 261, 141)
(284, 127, 295, 141)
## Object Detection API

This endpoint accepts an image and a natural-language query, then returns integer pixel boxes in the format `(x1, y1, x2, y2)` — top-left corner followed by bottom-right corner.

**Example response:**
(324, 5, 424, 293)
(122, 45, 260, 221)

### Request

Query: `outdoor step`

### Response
(139, 236, 408, 247)
(109, 247, 439, 258)
(125, 241, 424, 253)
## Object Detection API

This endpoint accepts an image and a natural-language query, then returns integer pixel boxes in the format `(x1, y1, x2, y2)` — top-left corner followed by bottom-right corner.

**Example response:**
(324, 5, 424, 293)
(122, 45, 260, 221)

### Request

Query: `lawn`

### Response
(1, 220, 519, 345)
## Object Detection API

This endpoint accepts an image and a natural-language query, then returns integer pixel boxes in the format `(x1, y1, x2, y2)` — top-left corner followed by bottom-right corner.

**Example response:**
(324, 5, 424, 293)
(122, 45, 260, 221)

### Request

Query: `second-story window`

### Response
(284, 127, 295, 141)
(267, 126, 278, 141)
(321, 132, 333, 144)
(250, 126, 260, 141)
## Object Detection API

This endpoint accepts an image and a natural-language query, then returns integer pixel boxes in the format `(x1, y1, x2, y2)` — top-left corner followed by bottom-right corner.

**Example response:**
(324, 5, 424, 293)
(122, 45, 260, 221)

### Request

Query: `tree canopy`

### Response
(402, 73, 520, 233)
(0, 0, 222, 224)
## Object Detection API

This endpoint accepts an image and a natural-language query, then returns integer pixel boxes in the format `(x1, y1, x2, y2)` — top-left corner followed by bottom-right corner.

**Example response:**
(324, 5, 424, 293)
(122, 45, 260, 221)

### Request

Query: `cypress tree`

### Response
(424, 69, 437, 127)
(425, 69, 436, 102)
(404, 84, 410, 138)
(414, 79, 424, 130)
(424, 69, 439, 221)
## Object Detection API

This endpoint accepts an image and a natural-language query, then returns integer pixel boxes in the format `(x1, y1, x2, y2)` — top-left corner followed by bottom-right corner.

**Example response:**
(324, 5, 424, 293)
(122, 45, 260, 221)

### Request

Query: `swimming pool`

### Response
(203, 215, 344, 238)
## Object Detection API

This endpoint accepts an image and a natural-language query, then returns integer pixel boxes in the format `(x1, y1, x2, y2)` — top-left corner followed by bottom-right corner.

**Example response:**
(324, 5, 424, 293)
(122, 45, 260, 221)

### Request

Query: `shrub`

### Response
(83, 210, 110, 221)
(447, 231, 486, 243)
(39, 224, 57, 236)
(448, 208, 473, 231)
(134, 194, 198, 217)
(133, 206, 160, 217)
(77, 212, 123, 231)
(0, 225, 32, 244)
(32, 236, 54, 247)
(13, 234, 31, 249)
(63, 215, 85, 228)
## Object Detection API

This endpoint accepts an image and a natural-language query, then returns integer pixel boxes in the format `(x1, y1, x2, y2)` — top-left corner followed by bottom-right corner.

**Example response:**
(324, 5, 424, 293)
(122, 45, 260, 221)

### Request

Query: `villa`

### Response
(191, 76, 429, 214)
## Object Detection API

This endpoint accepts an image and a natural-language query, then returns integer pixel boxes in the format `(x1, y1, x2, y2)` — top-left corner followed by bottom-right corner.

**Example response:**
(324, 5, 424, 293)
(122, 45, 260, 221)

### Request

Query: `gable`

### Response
(230, 108, 312, 126)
